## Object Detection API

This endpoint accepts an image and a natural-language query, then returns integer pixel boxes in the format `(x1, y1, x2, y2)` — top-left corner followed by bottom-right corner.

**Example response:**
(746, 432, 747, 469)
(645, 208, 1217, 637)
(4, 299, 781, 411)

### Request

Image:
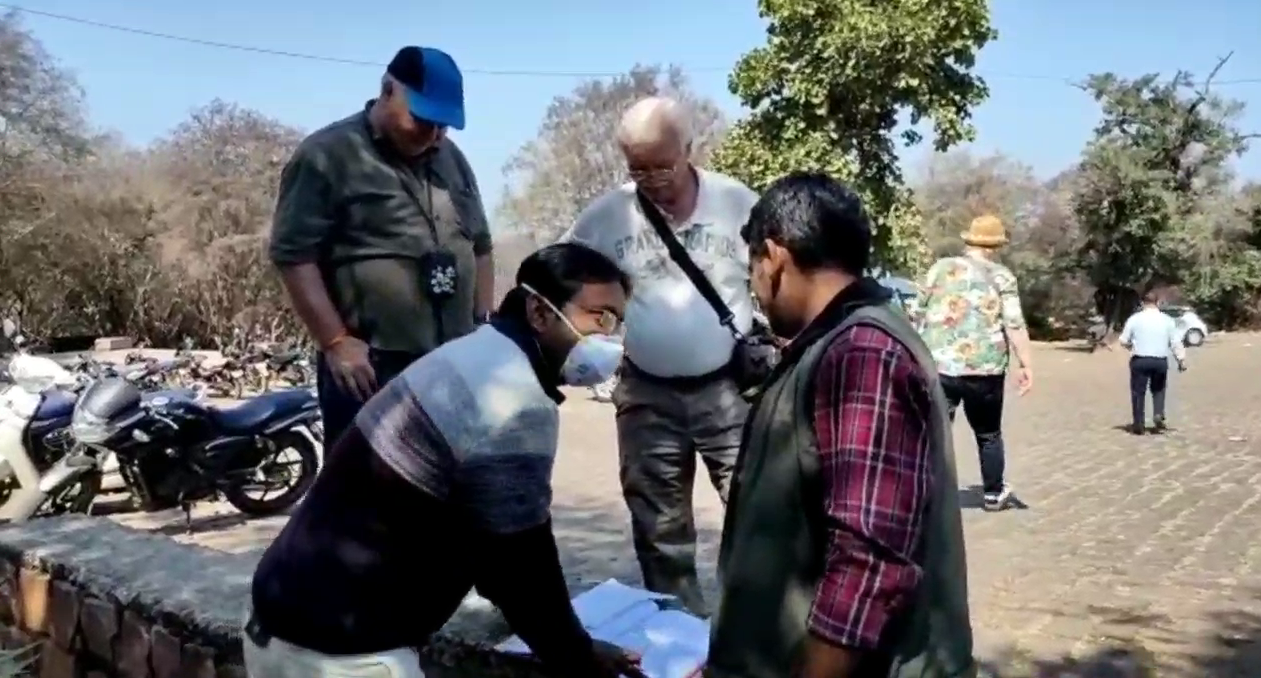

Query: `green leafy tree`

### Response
(1240, 181, 1261, 250)
(1071, 54, 1261, 328)
(710, 0, 995, 275)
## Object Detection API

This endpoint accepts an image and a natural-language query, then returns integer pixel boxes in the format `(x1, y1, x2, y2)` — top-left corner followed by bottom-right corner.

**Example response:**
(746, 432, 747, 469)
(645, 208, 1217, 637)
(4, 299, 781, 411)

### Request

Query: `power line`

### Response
(4, 3, 1261, 85)
(981, 70, 1261, 87)
(0, 4, 691, 76)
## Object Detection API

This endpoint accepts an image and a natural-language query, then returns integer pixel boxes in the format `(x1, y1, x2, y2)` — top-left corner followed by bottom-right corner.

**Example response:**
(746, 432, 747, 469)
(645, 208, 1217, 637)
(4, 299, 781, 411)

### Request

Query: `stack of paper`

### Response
(496, 579, 709, 678)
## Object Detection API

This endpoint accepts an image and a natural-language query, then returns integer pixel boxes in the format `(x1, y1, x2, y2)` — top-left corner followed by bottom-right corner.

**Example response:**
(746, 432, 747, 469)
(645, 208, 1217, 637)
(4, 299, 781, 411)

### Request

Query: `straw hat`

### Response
(960, 215, 1008, 248)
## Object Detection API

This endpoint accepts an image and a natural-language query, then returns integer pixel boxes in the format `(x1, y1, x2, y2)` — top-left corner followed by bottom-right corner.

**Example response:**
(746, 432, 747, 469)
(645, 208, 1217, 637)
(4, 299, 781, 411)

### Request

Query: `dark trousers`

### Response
(939, 374, 1007, 494)
(316, 349, 423, 445)
(1129, 356, 1169, 428)
(614, 365, 748, 617)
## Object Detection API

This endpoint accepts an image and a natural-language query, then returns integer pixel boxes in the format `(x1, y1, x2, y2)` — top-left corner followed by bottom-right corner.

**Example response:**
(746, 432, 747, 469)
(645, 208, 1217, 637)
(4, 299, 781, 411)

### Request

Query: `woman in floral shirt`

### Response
(911, 215, 1034, 512)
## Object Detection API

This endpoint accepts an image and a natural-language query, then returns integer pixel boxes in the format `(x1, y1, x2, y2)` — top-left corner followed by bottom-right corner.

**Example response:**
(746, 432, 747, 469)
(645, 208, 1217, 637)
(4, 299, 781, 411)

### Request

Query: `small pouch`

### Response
(418, 249, 458, 301)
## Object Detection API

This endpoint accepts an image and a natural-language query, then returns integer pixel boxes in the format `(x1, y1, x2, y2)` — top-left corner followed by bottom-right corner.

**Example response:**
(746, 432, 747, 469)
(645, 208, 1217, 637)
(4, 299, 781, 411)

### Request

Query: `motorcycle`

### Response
(1085, 314, 1111, 353)
(31, 378, 323, 526)
(0, 321, 203, 519)
(262, 346, 314, 390)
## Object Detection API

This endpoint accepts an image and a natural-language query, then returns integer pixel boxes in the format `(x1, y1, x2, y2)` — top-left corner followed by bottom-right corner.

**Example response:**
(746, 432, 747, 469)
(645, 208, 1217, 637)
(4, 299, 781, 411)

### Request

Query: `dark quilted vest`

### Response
(707, 304, 976, 678)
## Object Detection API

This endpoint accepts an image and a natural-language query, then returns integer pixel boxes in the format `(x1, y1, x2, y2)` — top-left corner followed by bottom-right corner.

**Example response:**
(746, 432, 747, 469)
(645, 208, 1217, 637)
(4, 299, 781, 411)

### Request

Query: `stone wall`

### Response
(0, 515, 549, 678)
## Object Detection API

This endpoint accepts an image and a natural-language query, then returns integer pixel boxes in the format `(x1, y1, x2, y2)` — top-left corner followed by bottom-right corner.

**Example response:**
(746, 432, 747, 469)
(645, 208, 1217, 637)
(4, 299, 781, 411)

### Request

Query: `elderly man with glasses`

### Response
(562, 96, 763, 616)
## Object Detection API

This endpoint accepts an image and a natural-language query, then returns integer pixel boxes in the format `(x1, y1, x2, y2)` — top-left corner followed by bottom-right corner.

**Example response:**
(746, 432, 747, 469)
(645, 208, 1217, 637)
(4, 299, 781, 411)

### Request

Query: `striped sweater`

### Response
(356, 322, 562, 534)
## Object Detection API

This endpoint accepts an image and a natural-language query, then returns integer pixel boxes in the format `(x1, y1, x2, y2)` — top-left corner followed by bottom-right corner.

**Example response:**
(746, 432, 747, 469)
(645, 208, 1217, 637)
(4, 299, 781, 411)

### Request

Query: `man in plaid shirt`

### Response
(707, 173, 974, 678)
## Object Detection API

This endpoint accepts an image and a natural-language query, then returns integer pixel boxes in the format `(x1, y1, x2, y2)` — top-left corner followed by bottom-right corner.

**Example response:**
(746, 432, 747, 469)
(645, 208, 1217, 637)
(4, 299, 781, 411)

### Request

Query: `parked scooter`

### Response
(0, 319, 77, 520)
(0, 319, 205, 520)
(29, 377, 323, 526)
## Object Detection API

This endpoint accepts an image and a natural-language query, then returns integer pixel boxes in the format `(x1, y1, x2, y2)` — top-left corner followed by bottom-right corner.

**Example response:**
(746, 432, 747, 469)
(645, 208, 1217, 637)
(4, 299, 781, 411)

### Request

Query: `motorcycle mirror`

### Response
(1, 319, 15, 338)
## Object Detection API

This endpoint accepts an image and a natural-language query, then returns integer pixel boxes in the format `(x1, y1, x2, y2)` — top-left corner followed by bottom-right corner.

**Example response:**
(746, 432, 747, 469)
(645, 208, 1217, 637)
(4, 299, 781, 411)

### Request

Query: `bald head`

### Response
(617, 96, 693, 151)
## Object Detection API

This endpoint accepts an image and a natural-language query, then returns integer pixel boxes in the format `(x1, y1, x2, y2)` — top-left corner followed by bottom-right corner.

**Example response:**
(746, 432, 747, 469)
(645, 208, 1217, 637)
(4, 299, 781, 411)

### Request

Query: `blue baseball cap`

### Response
(386, 46, 466, 131)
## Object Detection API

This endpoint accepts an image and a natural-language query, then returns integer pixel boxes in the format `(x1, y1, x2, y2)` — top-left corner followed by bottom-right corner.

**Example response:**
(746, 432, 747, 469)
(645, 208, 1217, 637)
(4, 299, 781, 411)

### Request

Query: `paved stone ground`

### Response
(106, 334, 1261, 677)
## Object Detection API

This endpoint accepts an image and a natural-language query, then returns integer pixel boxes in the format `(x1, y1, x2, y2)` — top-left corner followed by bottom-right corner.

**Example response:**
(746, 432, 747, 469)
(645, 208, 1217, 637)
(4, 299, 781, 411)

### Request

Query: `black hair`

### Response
(740, 171, 871, 275)
(497, 243, 632, 321)
(386, 46, 427, 92)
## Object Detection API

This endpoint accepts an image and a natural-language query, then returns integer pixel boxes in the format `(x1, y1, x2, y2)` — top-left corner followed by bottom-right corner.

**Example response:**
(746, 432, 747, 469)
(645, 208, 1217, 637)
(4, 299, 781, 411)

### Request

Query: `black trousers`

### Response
(939, 374, 1007, 494)
(1129, 356, 1169, 428)
(316, 349, 422, 445)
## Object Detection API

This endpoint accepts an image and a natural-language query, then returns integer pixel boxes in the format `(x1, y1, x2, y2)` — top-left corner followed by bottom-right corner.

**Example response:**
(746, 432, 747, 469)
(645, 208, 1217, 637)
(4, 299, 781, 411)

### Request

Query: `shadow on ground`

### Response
(546, 496, 1261, 677)
(980, 602, 1261, 677)
(549, 494, 723, 598)
(1049, 343, 1100, 354)
(959, 484, 1030, 511)
(1109, 423, 1177, 436)
(150, 511, 254, 536)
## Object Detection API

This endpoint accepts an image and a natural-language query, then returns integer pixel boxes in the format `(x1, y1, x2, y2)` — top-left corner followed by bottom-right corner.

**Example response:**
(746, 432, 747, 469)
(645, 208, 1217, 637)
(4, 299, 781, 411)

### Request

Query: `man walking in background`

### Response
(1119, 288, 1187, 435)
(914, 215, 1033, 512)
(562, 96, 759, 616)
(269, 46, 494, 443)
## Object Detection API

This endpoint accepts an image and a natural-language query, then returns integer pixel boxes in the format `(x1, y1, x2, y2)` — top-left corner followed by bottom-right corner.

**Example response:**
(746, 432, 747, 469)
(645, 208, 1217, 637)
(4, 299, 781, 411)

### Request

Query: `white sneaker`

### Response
(591, 381, 616, 403)
(982, 485, 1013, 512)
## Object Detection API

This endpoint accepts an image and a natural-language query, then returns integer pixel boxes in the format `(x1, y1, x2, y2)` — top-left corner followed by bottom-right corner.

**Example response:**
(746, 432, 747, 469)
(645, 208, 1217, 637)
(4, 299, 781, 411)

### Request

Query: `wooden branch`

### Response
(1159, 53, 1237, 180)
(1181, 53, 1233, 121)
(1199, 52, 1234, 94)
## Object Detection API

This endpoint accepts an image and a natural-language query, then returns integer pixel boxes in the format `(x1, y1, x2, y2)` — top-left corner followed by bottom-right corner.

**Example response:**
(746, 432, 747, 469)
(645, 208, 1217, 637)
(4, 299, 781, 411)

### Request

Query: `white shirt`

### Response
(562, 170, 758, 377)
(1120, 307, 1185, 361)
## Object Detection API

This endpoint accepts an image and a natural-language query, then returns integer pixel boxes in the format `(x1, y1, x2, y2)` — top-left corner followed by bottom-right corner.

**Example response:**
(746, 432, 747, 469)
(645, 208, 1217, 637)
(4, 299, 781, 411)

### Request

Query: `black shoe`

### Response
(1129, 424, 1146, 435)
(1153, 417, 1168, 433)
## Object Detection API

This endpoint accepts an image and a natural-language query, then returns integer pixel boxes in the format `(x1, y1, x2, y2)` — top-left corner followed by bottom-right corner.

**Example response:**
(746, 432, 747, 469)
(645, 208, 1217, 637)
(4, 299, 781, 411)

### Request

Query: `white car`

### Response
(1159, 304, 1209, 347)
(876, 275, 918, 314)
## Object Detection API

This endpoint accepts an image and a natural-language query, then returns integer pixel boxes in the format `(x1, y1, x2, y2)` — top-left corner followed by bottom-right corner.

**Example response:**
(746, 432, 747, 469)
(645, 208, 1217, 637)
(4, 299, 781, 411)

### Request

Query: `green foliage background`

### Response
(710, 0, 996, 277)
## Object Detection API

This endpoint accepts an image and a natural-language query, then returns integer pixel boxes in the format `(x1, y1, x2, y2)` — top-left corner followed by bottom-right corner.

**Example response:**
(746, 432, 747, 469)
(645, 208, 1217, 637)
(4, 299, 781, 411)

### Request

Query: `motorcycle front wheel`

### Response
(223, 430, 319, 517)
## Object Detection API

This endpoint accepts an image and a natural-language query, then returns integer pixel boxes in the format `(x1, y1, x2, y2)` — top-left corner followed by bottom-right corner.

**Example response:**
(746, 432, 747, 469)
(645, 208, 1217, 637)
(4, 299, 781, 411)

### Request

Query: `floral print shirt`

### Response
(911, 256, 1026, 377)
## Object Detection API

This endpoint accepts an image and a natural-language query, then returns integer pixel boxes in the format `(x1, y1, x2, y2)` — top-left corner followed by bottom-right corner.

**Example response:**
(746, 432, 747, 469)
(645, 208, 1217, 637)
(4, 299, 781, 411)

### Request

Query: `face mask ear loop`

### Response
(519, 283, 584, 339)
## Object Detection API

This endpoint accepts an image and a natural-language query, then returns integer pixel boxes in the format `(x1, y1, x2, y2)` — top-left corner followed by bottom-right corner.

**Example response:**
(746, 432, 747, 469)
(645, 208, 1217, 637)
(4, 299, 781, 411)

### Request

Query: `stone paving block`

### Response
(18, 568, 50, 635)
(149, 623, 181, 678)
(117, 609, 154, 678)
(79, 595, 119, 664)
(45, 580, 81, 651)
(37, 639, 76, 678)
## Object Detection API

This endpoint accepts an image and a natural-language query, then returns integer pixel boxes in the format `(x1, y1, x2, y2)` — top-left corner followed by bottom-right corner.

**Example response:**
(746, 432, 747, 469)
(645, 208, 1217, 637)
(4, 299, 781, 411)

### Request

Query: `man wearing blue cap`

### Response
(270, 46, 494, 445)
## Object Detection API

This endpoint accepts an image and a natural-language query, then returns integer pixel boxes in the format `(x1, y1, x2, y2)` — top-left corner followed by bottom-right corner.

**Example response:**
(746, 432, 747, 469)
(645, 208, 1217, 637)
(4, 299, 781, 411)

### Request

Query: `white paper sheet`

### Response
(496, 579, 708, 678)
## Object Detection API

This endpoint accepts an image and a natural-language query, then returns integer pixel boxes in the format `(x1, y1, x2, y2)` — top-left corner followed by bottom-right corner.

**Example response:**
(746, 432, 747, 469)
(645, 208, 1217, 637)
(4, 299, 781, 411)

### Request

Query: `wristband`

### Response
(323, 332, 349, 351)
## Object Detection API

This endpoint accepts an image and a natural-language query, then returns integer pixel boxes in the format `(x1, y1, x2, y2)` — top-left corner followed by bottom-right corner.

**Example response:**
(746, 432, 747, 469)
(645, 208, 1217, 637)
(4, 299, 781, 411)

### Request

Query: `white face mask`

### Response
(520, 284, 624, 387)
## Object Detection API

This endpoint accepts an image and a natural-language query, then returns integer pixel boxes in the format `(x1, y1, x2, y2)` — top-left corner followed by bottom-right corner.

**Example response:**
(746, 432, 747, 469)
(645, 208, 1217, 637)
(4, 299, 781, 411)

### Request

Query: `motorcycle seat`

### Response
(209, 389, 316, 433)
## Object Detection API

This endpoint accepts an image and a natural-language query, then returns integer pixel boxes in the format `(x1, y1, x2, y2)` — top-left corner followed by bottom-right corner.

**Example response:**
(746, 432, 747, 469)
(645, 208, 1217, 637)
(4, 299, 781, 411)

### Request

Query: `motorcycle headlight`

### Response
(71, 408, 116, 444)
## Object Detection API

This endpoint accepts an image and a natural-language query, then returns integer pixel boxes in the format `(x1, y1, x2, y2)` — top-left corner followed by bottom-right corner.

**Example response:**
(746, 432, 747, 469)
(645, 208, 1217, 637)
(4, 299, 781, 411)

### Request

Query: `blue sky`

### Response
(9, 0, 1261, 227)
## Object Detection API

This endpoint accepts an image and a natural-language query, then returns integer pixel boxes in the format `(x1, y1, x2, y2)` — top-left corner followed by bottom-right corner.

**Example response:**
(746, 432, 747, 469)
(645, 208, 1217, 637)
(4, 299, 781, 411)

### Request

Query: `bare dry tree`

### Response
(496, 64, 727, 245)
(0, 14, 304, 347)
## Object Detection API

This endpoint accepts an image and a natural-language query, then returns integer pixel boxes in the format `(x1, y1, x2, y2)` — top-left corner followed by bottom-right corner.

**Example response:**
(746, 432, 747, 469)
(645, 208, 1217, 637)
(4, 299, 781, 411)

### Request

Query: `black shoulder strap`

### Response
(636, 191, 743, 339)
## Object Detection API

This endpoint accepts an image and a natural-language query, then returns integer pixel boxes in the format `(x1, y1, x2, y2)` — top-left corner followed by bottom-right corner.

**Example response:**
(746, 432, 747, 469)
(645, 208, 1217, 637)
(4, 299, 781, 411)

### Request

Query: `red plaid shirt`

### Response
(807, 323, 934, 649)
